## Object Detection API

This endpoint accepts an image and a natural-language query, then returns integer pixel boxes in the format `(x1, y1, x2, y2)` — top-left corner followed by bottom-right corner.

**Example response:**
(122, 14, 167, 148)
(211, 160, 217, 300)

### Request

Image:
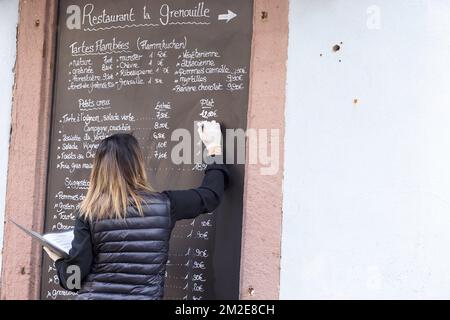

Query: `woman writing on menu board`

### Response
(44, 120, 229, 300)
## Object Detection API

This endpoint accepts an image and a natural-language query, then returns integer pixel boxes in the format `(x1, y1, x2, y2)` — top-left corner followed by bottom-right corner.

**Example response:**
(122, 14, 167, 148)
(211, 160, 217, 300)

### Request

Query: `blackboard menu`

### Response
(41, 0, 253, 300)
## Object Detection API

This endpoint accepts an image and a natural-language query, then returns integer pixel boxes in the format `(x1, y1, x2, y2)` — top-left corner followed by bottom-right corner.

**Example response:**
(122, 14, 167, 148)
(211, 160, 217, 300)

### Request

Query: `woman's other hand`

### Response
(197, 120, 223, 156)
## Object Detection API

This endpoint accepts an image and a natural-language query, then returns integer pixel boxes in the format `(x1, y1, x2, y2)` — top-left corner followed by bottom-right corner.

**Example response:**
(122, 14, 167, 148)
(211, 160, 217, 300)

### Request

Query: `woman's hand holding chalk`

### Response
(197, 120, 223, 156)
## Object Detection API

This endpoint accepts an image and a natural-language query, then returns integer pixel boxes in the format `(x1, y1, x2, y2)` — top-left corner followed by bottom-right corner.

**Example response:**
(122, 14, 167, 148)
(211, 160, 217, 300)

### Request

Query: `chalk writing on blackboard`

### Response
(42, 0, 253, 300)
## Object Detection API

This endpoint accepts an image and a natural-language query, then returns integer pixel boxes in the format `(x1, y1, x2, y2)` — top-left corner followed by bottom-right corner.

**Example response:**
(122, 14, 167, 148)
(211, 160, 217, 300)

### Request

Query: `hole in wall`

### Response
(261, 11, 268, 21)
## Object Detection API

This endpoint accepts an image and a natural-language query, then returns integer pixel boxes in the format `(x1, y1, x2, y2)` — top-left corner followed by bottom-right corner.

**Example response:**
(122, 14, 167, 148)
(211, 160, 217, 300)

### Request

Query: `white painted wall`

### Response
(281, 0, 450, 299)
(0, 0, 19, 273)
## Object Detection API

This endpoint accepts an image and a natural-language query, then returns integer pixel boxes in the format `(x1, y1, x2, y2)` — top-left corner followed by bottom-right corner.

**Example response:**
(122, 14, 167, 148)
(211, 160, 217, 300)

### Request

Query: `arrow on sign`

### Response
(218, 10, 237, 23)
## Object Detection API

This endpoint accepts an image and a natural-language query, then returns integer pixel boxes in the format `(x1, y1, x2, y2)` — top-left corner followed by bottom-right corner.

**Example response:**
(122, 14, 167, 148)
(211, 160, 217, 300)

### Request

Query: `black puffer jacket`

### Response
(55, 162, 229, 300)
(76, 192, 172, 300)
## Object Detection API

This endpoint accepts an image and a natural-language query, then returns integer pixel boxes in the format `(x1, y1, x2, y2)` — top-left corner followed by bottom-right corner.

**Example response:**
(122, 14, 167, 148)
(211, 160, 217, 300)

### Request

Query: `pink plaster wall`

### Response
(0, 0, 57, 300)
(239, 0, 288, 300)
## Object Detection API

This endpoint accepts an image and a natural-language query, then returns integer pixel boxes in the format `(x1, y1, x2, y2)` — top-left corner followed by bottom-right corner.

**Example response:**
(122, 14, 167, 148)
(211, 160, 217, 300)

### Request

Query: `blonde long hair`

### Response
(79, 133, 153, 221)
